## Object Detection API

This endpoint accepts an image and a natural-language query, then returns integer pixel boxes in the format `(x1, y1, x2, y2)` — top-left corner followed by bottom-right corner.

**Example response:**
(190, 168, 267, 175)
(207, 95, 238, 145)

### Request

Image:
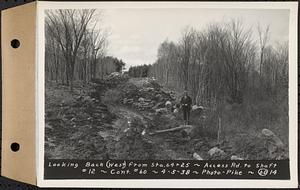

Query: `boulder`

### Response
(155, 94, 163, 100)
(231, 155, 244, 160)
(45, 123, 53, 130)
(192, 105, 204, 115)
(153, 102, 165, 110)
(144, 98, 152, 102)
(143, 87, 154, 92)
(192, 105, 204, 110)
(109, 72, 120, 77)
(123, 98, 133, 104)
(208, 147, 225, 157)
(138, 97, 145, 102)
(165, 100, 172, 107)
(193, 152, 203, 160)
(164, 114, 176, 121)
(155, 108, 168, 114)
(173, 108, 179, 113)
(182, 125, 195, 136)
(262, 128, 284, 149)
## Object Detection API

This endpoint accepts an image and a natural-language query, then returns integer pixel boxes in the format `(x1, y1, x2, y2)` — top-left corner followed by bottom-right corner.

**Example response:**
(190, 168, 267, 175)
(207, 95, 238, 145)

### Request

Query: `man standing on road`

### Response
(180, 91, 192, 125)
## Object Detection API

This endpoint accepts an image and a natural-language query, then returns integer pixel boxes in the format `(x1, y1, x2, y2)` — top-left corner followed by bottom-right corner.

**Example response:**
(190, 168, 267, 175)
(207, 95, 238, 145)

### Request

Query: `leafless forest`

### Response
(45, 9, 289, 160)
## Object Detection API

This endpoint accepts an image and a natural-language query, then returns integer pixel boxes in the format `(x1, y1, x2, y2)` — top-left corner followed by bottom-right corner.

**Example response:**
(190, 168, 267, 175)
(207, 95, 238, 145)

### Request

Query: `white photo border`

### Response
(36, 1, 298, 188)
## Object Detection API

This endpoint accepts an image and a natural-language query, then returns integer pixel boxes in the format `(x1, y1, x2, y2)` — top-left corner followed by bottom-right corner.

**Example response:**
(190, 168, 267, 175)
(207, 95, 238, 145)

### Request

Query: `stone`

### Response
(182, 125, 195, 136)
(208, 147, 225, 156)
(192, 105, 204, 115)
(153, 102, 165, 109)
(262, 128, 284, 149)
(143, 87, 154, 92)
(164, 114, 176, 120)
(45, 123, 53, 130)
(141, 129, 146, 136)
(155, 108, 168, 114)
(231, 155, 244, 160)
(138, 97, 145, 102)
(192, 105, 204, 110)
(144, 98, 152, 102)
(193, 152, 203, 160)
(155, 94, 163, 100)
(109, 72, 120, 77)
(123, 98, 133, 104)
(165, 100, 172, 107)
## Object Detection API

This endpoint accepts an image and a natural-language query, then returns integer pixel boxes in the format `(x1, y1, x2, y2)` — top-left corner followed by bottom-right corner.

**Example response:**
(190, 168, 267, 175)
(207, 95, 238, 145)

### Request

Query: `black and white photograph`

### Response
(38, 2, 297, 187)
(44, 7, 289, 161)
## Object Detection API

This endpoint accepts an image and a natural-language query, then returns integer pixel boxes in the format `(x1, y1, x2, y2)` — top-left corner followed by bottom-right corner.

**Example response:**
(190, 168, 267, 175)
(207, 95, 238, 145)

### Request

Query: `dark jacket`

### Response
(180, 95, 192, 110)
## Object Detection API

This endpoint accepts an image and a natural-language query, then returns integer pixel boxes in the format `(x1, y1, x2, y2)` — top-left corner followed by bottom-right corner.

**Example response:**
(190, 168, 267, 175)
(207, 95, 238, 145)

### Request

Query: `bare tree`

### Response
(89, 26, 109, 80)
(46, 9, 97, 90)
(179, 26, 196, 90)
(257, 23, 270, 76)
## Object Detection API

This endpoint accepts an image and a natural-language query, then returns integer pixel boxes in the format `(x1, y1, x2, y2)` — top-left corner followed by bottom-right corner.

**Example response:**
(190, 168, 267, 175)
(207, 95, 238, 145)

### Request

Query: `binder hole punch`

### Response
(11, 39, 20, 48)
(10, 142, 20, 152)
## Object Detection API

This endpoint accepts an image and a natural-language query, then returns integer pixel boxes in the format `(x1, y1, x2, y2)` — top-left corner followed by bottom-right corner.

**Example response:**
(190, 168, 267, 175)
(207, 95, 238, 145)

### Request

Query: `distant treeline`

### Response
(94, 56, 125, 78)
(127, 64, 151, 78)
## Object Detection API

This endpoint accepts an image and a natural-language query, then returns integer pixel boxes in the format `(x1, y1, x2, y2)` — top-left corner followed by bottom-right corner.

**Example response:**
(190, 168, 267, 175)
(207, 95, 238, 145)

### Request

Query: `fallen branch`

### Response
(149, 125, 193, 135)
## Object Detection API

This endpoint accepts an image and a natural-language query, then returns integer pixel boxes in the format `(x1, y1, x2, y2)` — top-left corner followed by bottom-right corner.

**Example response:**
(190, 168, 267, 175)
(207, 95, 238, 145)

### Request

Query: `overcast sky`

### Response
(100, 9, 289, 69)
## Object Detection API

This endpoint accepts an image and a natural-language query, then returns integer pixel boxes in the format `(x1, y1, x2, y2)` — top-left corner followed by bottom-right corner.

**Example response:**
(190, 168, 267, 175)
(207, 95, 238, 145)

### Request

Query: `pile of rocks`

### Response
(45, 87, 117, 159)
(72, 95, 117, 125)
(46, 93, 117, 138)
(120, 79, 176, 111)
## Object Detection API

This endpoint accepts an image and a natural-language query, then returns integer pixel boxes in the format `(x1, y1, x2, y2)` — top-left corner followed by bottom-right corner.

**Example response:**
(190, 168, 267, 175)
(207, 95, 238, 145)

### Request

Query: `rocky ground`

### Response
(45, 73, 288, 160)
